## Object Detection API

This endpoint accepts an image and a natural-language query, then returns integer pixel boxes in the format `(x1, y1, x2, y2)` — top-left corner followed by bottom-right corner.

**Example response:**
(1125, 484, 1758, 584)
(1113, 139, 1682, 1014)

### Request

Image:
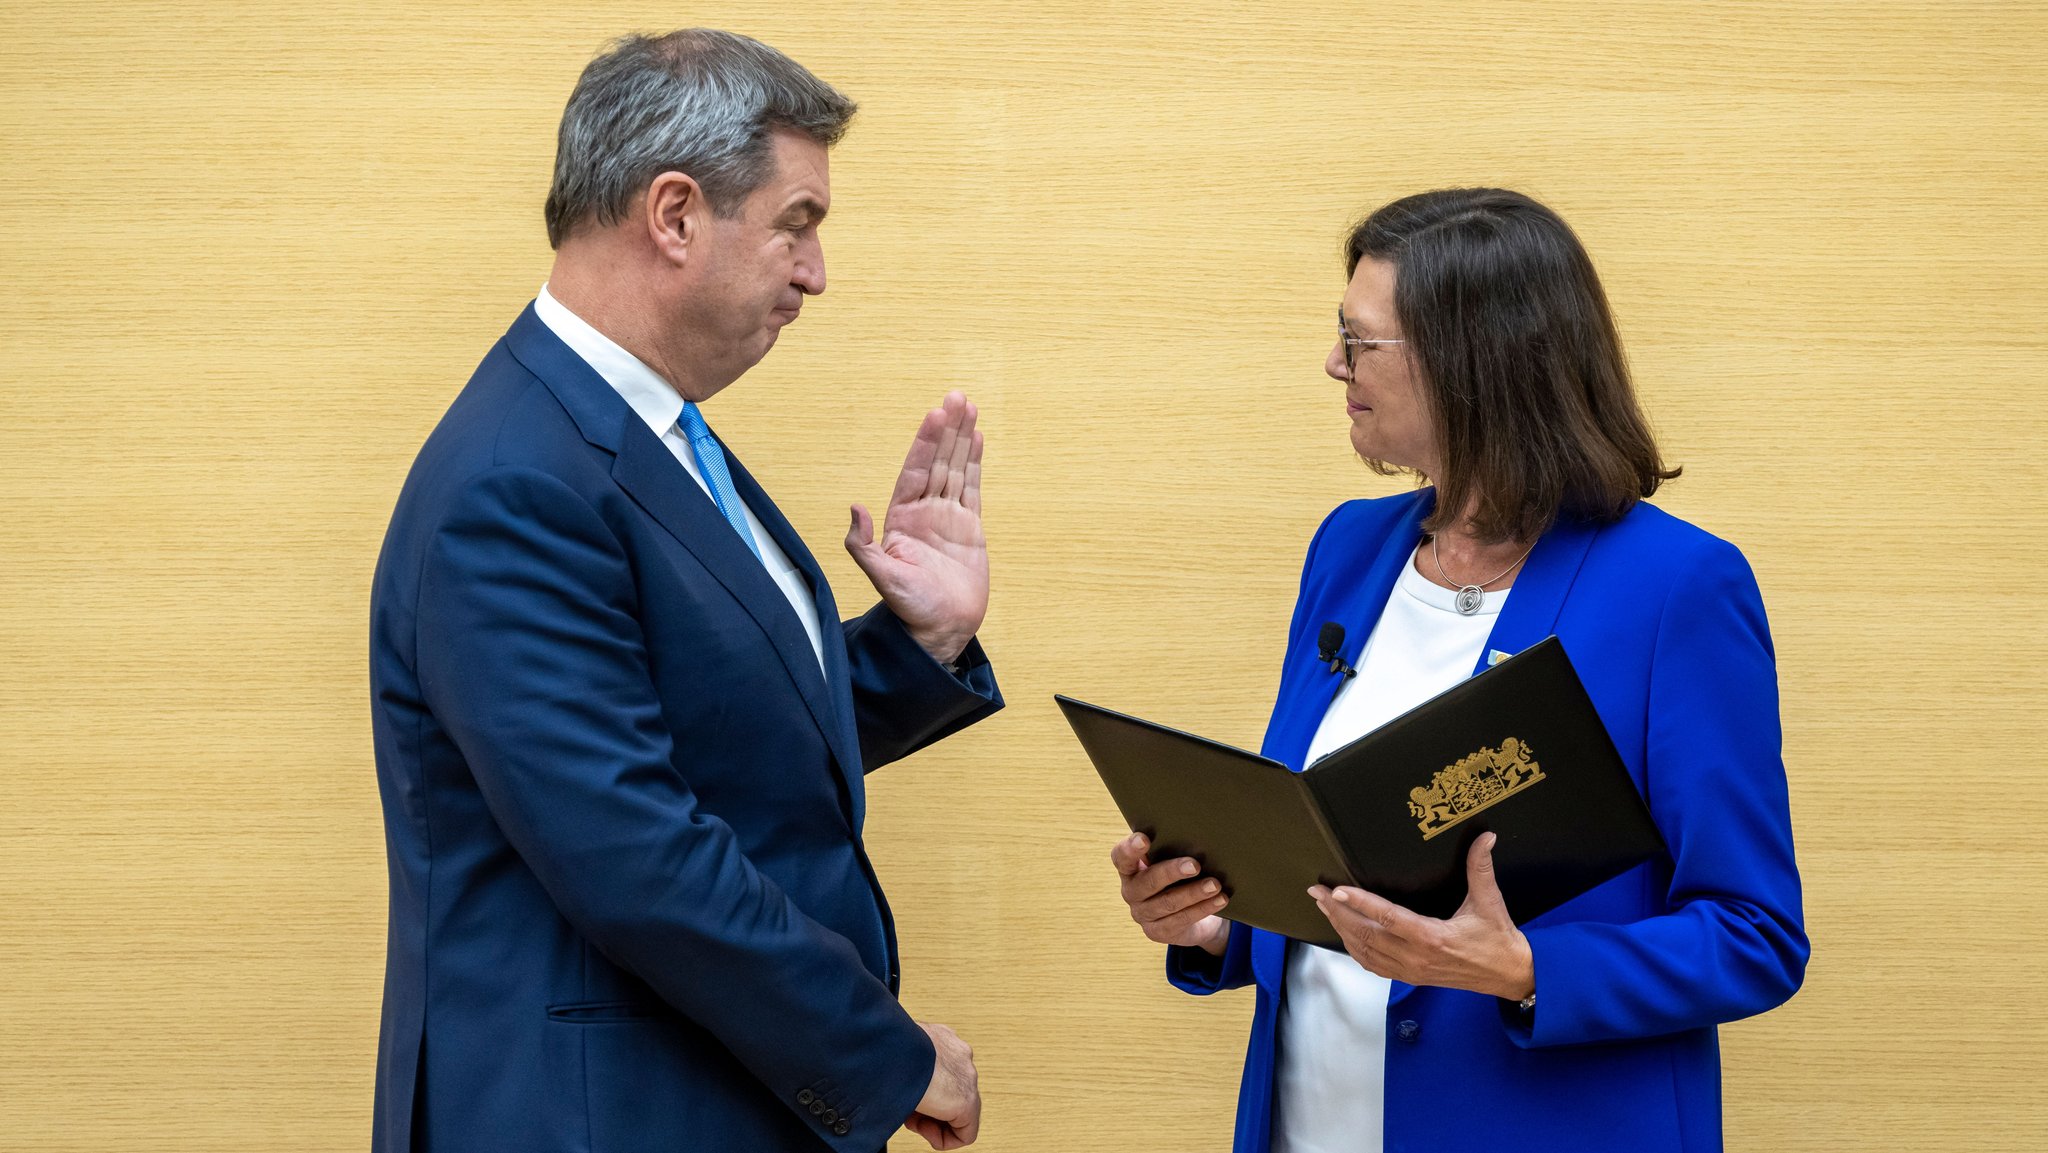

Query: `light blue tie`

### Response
(676, 401, 762, 560)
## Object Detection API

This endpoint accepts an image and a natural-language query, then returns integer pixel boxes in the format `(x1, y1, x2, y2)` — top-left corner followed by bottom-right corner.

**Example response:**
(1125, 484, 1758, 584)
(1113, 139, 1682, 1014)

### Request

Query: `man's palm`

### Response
(846, 392, 987, 663)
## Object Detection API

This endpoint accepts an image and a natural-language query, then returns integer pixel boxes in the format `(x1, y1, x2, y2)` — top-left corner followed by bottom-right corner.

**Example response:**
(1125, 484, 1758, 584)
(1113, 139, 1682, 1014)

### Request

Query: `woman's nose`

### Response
(1326, 340, 1350, 383)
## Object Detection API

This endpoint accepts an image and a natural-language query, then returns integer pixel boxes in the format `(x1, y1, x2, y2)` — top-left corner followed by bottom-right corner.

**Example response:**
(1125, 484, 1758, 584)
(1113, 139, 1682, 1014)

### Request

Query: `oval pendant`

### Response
(1455, 585, 1484, 615)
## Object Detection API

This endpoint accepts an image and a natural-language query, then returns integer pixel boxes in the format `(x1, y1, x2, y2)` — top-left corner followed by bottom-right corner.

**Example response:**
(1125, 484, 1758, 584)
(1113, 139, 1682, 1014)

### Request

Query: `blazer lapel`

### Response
(1471, 514, 1600, 676)
(721, 450, 870, 827)
(503, 307, 861, 812)
(1262, 489, 1435, 773)
(611, 426, 861, 784)
(1385, 512, 1601, 1008)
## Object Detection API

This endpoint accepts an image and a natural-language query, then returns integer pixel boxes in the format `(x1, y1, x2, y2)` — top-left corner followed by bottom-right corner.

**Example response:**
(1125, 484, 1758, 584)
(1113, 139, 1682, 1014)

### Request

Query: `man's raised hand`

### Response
(846, 391, 988, 664)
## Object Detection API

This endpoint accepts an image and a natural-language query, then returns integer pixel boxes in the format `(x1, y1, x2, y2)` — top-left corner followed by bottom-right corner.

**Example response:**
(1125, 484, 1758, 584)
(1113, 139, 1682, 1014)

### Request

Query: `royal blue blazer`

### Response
(1167, 490, 1807, 1153)
(369, 306, 1002, 1153)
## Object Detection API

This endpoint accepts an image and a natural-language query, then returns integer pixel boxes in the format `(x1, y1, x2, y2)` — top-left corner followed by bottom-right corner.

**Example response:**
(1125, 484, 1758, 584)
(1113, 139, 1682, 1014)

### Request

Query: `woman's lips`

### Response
(1346, 398, 1369, 414)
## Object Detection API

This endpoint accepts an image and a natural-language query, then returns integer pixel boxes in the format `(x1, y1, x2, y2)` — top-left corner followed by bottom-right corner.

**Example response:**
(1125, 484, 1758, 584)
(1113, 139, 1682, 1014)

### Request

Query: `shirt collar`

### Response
(533, 282, 686, 439)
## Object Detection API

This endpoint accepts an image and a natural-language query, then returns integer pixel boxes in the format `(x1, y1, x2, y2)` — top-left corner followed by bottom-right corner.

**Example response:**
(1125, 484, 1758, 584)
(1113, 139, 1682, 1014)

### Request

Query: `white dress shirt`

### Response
(532, 283, 827, 674)
(1272, 547, 1511, 1153)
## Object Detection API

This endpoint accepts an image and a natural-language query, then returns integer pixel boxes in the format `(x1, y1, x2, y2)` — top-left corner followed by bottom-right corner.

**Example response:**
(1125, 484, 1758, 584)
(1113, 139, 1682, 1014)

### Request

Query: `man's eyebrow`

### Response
(782, 197, 828, 223)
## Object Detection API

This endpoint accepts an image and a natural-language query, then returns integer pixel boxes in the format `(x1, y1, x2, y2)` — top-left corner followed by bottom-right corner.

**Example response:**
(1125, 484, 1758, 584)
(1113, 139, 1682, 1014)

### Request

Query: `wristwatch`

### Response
(1516, 991, 1537, 1013)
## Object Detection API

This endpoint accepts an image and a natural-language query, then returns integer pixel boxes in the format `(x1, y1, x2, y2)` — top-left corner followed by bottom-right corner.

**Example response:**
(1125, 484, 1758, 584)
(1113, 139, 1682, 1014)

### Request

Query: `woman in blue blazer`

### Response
(1108, 188, 1807, 1153)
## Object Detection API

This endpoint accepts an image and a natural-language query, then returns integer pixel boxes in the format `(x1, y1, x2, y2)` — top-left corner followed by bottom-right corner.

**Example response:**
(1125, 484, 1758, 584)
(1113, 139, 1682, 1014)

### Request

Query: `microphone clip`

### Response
(1317, 622, 1358, 679)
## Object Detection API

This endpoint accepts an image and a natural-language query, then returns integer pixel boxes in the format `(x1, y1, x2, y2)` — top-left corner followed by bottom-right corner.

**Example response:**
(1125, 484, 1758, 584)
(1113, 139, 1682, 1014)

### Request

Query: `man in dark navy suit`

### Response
(368, 29, 1000, 1153)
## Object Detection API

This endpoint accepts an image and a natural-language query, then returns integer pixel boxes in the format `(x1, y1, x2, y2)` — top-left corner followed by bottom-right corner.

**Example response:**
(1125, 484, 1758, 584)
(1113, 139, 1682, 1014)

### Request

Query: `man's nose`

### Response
(793, 235, 826, 296)
(1325, 340, 1350, 383)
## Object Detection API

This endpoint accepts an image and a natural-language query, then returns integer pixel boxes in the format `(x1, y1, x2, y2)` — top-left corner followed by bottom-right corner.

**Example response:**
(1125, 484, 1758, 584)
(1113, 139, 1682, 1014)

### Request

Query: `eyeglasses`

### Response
(1338, 306, 1404, 377)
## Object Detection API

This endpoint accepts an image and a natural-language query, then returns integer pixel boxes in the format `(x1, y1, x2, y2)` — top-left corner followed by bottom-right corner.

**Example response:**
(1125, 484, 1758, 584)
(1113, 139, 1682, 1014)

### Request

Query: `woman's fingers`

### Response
(1109, 833, 1149, 878)
(1121, 854, 1204, 903)
(1112, 834, 1228, 944)
(1133, 873, 1225, 925)
(1146, 900, 1229, 944)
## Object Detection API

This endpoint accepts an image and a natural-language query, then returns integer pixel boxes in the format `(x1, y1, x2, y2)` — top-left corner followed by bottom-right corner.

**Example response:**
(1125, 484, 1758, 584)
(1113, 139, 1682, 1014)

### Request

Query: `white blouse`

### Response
(1272, 546, 1510, 1153)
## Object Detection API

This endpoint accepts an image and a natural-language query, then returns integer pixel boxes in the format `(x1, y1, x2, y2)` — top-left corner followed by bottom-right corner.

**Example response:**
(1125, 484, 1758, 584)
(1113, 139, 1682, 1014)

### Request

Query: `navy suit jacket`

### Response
(369, 306, 1002, 1153)
(1168, 490, 1807, 1153)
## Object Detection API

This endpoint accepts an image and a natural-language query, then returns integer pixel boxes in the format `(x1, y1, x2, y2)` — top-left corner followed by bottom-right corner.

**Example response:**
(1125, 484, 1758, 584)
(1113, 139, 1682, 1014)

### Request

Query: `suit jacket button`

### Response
(808, 1099, 825, 1116)
(797, 1089, 815, 1106)
(1395, 1019, 1421, 1042)
(833, 1120, 851, 1136)
(822, 1108, 839, 1124)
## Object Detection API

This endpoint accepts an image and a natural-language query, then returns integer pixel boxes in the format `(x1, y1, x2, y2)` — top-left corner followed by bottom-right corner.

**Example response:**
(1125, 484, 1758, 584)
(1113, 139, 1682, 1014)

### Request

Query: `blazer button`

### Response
(833, 1120, 851, 1136)
(797, 1089, 815, 1106)
(808, 1099, 825, 1116)
(822, 1108, 839, 1125)
(1395, 1019, 1421, 1043)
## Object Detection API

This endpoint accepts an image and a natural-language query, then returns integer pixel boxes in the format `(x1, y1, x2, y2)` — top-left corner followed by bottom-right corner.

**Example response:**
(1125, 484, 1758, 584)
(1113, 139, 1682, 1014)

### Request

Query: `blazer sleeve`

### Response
(416, 466, 932, 1153)
(1166, 922, 1258, 993)
(1506, 535, 1810, 1048)
(842, 603, 1002, 773)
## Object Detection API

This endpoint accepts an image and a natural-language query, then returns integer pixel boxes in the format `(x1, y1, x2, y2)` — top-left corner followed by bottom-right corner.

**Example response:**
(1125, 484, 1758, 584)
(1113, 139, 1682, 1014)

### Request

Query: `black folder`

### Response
(1058, 637, 1665, 949)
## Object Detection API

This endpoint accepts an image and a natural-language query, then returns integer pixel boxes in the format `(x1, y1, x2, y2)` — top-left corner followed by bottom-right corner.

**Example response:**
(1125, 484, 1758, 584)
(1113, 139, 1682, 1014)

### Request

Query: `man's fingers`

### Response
(951, 1103, 980, 1147)
(904, 1114, 951, 1149)
(962, 432, 983, 514)
(924, 406, 960, 500)
(890, 407, 946, 507)
(941, 401, 976, 500)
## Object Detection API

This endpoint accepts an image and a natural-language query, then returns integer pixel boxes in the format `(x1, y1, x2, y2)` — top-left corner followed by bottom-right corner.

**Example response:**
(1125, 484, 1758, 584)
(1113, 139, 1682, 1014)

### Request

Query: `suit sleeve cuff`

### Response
(1499, 925, 1573, 1049)
(1165, 923, 1253, 994)
(799, 1013, 935, 1150)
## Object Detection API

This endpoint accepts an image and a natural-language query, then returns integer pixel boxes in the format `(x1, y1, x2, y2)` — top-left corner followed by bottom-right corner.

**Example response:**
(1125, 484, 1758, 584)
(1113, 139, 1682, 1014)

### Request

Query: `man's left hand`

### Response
(846, 391, 987, 665)
(1309, 832, 1536, 1001)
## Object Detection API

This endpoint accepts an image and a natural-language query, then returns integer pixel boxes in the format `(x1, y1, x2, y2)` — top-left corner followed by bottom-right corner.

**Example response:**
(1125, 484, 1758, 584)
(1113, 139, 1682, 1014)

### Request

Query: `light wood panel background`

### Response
(3, 2, 2043, 1150)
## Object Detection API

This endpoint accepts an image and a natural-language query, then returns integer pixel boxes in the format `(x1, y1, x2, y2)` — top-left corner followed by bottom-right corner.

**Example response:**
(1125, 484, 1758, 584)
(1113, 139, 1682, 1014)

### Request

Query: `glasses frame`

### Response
(1338, 306, 1405, 378)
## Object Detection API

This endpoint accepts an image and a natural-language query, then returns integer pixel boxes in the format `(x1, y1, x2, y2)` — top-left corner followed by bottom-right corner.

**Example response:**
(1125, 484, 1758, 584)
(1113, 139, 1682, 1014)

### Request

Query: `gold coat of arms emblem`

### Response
(1406, 737, 1546, 841)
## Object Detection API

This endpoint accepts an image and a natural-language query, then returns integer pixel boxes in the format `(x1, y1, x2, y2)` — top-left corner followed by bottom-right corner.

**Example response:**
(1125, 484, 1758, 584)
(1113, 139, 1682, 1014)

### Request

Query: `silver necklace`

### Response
(1431, 534, 1537, 615)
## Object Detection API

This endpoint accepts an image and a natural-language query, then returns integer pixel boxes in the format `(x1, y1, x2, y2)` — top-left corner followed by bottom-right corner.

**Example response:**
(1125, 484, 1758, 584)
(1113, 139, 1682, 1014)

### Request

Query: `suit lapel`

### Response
(610, 423, 864, 791)
(503, 306, 864, 815)
(722, 450, 869, 827)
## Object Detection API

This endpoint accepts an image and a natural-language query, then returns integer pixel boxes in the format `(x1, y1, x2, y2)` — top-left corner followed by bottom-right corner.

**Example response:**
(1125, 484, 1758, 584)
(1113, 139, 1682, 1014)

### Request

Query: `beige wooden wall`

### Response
(4, 2, 2044, 1150)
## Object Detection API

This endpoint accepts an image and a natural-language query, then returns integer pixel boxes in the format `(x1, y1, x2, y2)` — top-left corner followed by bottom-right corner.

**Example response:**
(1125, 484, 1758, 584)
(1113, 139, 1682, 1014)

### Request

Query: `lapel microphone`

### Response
(1317, 622, 1358, 679)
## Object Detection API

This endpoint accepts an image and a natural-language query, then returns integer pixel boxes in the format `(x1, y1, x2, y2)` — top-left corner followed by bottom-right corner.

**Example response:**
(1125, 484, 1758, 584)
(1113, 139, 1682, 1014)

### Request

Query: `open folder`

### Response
(1057, 637, 1665, 949)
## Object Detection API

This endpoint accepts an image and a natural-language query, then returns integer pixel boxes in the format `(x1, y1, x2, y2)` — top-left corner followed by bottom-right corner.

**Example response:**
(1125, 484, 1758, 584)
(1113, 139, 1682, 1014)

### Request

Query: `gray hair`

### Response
(543, 29, 857, 248)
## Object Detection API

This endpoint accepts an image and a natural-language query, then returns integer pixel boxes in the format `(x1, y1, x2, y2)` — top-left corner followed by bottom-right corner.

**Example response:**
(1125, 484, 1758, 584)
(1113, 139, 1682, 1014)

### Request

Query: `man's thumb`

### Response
(845, 503, 880, 566)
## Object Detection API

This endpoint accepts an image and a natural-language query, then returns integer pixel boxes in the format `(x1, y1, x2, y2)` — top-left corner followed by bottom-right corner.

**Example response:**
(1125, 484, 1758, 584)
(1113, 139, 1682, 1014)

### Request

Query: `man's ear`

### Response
(643, 171, 704, 267)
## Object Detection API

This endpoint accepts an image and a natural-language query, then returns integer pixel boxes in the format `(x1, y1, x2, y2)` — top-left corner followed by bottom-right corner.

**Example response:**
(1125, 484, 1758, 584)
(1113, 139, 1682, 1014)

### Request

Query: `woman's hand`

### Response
(1110, 832, 1232, 956)
(1310, 832, 1535, 1001)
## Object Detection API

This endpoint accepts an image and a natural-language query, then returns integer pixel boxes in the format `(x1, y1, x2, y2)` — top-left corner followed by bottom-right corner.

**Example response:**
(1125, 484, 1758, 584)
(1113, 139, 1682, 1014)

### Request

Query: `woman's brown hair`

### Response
(1345, 188, 1679, 543)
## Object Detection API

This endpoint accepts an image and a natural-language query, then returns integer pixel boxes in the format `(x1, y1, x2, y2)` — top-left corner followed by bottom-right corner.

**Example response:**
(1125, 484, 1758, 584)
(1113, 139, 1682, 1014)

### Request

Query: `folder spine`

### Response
(1296, 771, 1364, 889)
